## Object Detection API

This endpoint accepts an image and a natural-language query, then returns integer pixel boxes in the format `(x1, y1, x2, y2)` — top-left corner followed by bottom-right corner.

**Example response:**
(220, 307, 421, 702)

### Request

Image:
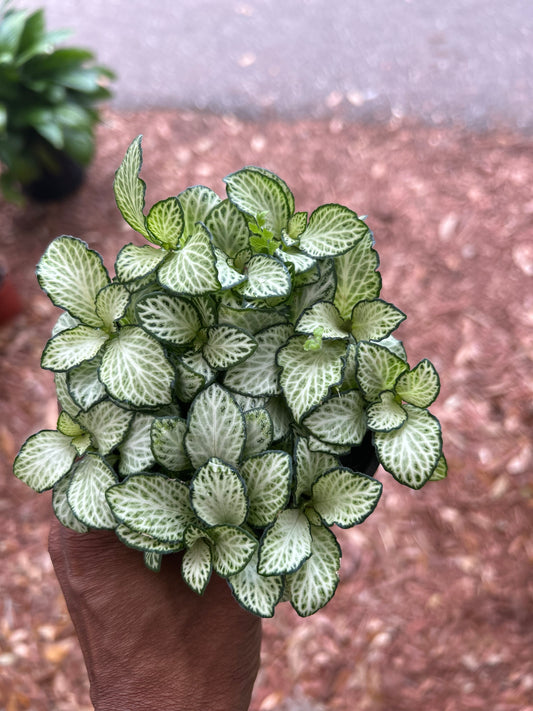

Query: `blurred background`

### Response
(1, 1, 532, 710)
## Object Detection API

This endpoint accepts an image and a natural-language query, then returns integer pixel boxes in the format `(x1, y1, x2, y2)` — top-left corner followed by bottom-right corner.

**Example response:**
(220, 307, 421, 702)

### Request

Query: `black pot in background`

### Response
(22, 149, 85, 202)
(339, 431, 379, 477)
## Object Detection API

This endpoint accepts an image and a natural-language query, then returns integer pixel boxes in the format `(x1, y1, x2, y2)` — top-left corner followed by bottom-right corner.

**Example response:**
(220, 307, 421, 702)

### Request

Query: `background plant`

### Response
(14, 135, 446, 617)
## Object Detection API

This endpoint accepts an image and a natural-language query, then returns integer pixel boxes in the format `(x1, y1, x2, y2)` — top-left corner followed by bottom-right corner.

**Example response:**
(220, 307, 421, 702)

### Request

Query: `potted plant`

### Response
(14, 136, 446, 617)
(0, 2, 114, 202)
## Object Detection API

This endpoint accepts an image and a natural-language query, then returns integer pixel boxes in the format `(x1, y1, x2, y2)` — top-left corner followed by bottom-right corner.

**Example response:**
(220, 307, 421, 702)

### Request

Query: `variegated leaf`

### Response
(242, 166, 295, 216)
(52, 472, 89, 533)
(233, 393, 268, 412)
(146, 197, 184, 249)
(225, 168, 291, 237)
(205, 198, 250, 257)
(395, 358, 441, 408)
(150, 417, 190, 472)
(240, 450, 292, 528)
(182, 538, 212, 594)
(355, 341, 409, 402)
(113, 135, 150, 239)
(239, 254, 291, 300)
(372, 334, 408, 361)
(174, 356, 207, 403)
(351, 298, 406, 342)
(242, 408, 273, 458)
(158, 226, 220, 295)
(218, 304, 287, 334)
(190, 458, 248, 527)
(41, 326, 108, 372)
(275, 247, 315, 274)
(287, 211, 307, 240)
(95, 283, 130, 332)
(137, 292, 202, 345)
(214, 246, 246, 290)
(52, 311, 80, 336)
(178, 185, 221, 237)
(115, 243, 166, 283)
(118, 414, 156, 475)
(366, 391, 407, 432)
(144, 552, 163, 571)
(264, 396, 292, 441)
(14, 430, 77, 493)
(228, 551, 284, 617)
(203, 324, 257, 370)
(55, 372, 81, 418)
(302, 390, 366, 446)
(299, 204, 368, 258)
(67, 356, 106, 411)
(67, 454, 118, 529)
(295, 301, 349, 340)
(307, 436, 350, 456)
(294, 437, 338, 503)
(77, 399, 134, 456)
(429, 453, 448, 481)
(115, 523, 184, 553)
(258, 508, 312, 576)
(290, 258, 337, 321)
(209, 525, 257, 577)
(334, 231, 382, 320)
(311, 468, 382, 528)
(57, 411, 85, 438)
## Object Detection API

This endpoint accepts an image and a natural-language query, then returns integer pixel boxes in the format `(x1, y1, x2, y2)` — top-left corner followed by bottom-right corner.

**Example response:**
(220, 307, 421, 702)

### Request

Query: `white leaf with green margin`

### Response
(307, 436, 350, 456)
(52, 472, 89, 533)
(295, 301, 349, 340)
(242, 408, 273, 458)
(240, 450, 292, 528)
(214, 246, 246, 290)
(287, 211, 307, 240)
(277, 336, 346, 422)
(303, 390, 366, 446)
(57, 411, 85, 438)
(14, 430, 77, 493)
(311, 468, 382, 528)
(429, 453, 448, 481)
(366, 391, 407, 432)
(190, 295, 217, 328)
(290, 258, 337, 321)
(223, 323, 292, 396)
(106, 474, 194, 542)
(228, 551, 284, 617)
(77, 399, 134, 456)
(341, 343, 357, 390)
(225, 168, 291, 237)
(146, 197, 184, 249)
(151, 417, 191, 472)
(118, 414, 156, 475)
(202, 325, 257, 370)
(158, 226, 220, 295)
(334, 231, 381, 320)
(205, 198, 250, 257)
(71, 434, 92, 456)
(55, 372, 81, 418)
(294, 437, 338, 503)
(144, 552, 163, 571)
(239, 254, 291, 300)
(41, 326, 108, 372)
(372, 334, 408, 361)
(178, 185, 221, 237)
(232, 394, 268, 412)
(52, 311, 80, 336)
(190, 458, 248, 527)
(287, 524, 341, 617)
(355, 341, 409, 402)
(100, 326, 174, 408)
(209, 525, 257, 577)
(115, 244, 166, 282)
(115, 523, 184, 553)
(37, 236, 110, 328)
(258, 508, 312, 576)
(395, 359, 440, 408)
(374, 404, 442, 489)
(264, 396, 292, 441)
(137, 292, 202, 346)
(243, 166, 295, 216)
(275, 247, 315, 274)
(351, 299, 406, 342)
(113, 135, 150, 239)
(299, 204, 368, 258)
(182, 539, 212, 593)
(185, 384, 245, 469)
(174, 358, 206, 403)
(95, 283, 130, 332)
(67, 356, 106, 411)
(218, 304, 287, 334)
(67, 454, 118, 529)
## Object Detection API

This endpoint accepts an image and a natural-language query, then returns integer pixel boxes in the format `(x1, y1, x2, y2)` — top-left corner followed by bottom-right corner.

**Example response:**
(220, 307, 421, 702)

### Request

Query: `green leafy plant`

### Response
(14, 136, 447, 617)
(0, 1, 114, 201)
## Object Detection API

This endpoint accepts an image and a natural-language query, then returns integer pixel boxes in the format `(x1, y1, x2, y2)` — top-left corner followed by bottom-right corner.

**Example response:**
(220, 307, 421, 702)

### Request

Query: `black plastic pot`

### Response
(21, 149, 85, 202)
(339, 431, 379, 477)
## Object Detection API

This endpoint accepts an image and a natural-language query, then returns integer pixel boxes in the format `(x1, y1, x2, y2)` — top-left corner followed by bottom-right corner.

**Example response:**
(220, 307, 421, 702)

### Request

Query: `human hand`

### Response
(48, 519, 262, 711)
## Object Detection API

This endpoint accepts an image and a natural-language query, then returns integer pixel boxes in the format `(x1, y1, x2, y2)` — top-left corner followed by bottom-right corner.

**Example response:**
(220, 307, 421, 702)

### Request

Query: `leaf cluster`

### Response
(14, 136, 447, 617)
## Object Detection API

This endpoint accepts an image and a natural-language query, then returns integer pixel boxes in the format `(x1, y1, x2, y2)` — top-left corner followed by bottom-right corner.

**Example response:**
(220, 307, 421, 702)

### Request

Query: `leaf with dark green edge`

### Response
(185, 384, 246, 469)
(158, 226, 221, 295)
(334, 231, 382, 320)
(144, 552, 163, 572)
(355, 341, 409, 402)
(71, 434, 92, 456)
(37, 236, 110, 328)
(95, 283, 130, 333)
(298, 204, 368, 258)
(52, 473, 89, 533)
(76, 399, 134, 456)
(242, 408, 273, 459)
(106, 474, 194, 542)
(51, 311, 80, 337)
(341, 343, 357, 390)
(286, 211, 308, 242)
(189, 295, 218, 328)
(429, 453, 448, 481)
(232, 393, 268, 412)
(14, 430, 77, 493)
(225, 168, 291, 238)
(277, 336, 346, 423)
(151, 417, 191, 473)
(295, 301, 349, 340)
(304, 507, 323, 526)
(228, 550, 284, 618)
(303, 390, 367, 447)
(293, 262, 320, 288)
(118, 414, 156, 475)
(41, 326, 108, 372)
(136, 292, 202, 346)
(178, 185, 221, 238)
(239, 254, 291, 300)
(209, 525, 258, 577)
(311, 467, 382, 528)
(99, 326, 174, 408)
(366, 391, 407, 432)
(350, 298, 406, 342)
(113, 135, 150, 240)
(240, 450, 292, 528)
(218, 304, 288, 334)
(115, 523, 184, 554)
(290, 258, 337, 322)
(286, 524, 341, 617)
(182, 538, 212, 594)
(57, 411, 85, 438)
(264, 396, 292, 441)
(223, 323, 292, 397)
(146, 197, 184, 250)
(115, 243, 167, 283)
(190, 458, 248, 527)
(374, 404, 443, 489)
(55, 372, 81, 418)
(202, 324, 257, 370)
(371, 334, 407, 362)
(275, 247, 315, 275)
(174, 357, 207, 403)
(67, 356, 107, 412)
(179, 349, 216, 384)
(242, 166, 295, 217)
(214, 246, 247, 290)
(307, 436, 350, 456)
(294, 437, 339, 504)
(205, 198, 250, 258)
(395, 358, 441, 408)
(258, 508, 312, 576)
(67, 454, 118, 530)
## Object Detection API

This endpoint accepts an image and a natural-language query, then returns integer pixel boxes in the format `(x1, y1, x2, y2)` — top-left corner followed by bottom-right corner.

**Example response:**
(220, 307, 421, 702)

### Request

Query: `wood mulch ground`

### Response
(0, 108, 532, 711)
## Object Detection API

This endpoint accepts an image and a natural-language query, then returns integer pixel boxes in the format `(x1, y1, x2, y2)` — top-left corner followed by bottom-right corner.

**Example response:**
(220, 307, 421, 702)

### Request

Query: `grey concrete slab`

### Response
(17, 0, 533, 131)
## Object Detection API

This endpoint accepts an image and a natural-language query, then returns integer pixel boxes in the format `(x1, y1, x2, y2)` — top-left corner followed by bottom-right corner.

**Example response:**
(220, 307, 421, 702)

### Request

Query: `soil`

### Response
(0, 108, 532, 711)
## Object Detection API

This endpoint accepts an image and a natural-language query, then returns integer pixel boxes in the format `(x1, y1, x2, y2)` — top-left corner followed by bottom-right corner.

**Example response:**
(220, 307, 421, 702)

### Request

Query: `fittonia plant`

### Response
(14, 136, 446, 617)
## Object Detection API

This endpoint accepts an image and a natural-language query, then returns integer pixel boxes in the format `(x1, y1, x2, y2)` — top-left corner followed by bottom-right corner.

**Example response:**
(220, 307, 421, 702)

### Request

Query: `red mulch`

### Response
(1, 108, 532, 711)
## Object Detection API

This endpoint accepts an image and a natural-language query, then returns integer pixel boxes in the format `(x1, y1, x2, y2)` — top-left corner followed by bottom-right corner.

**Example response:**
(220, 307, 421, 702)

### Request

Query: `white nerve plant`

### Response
(14, 136, 446, 617)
